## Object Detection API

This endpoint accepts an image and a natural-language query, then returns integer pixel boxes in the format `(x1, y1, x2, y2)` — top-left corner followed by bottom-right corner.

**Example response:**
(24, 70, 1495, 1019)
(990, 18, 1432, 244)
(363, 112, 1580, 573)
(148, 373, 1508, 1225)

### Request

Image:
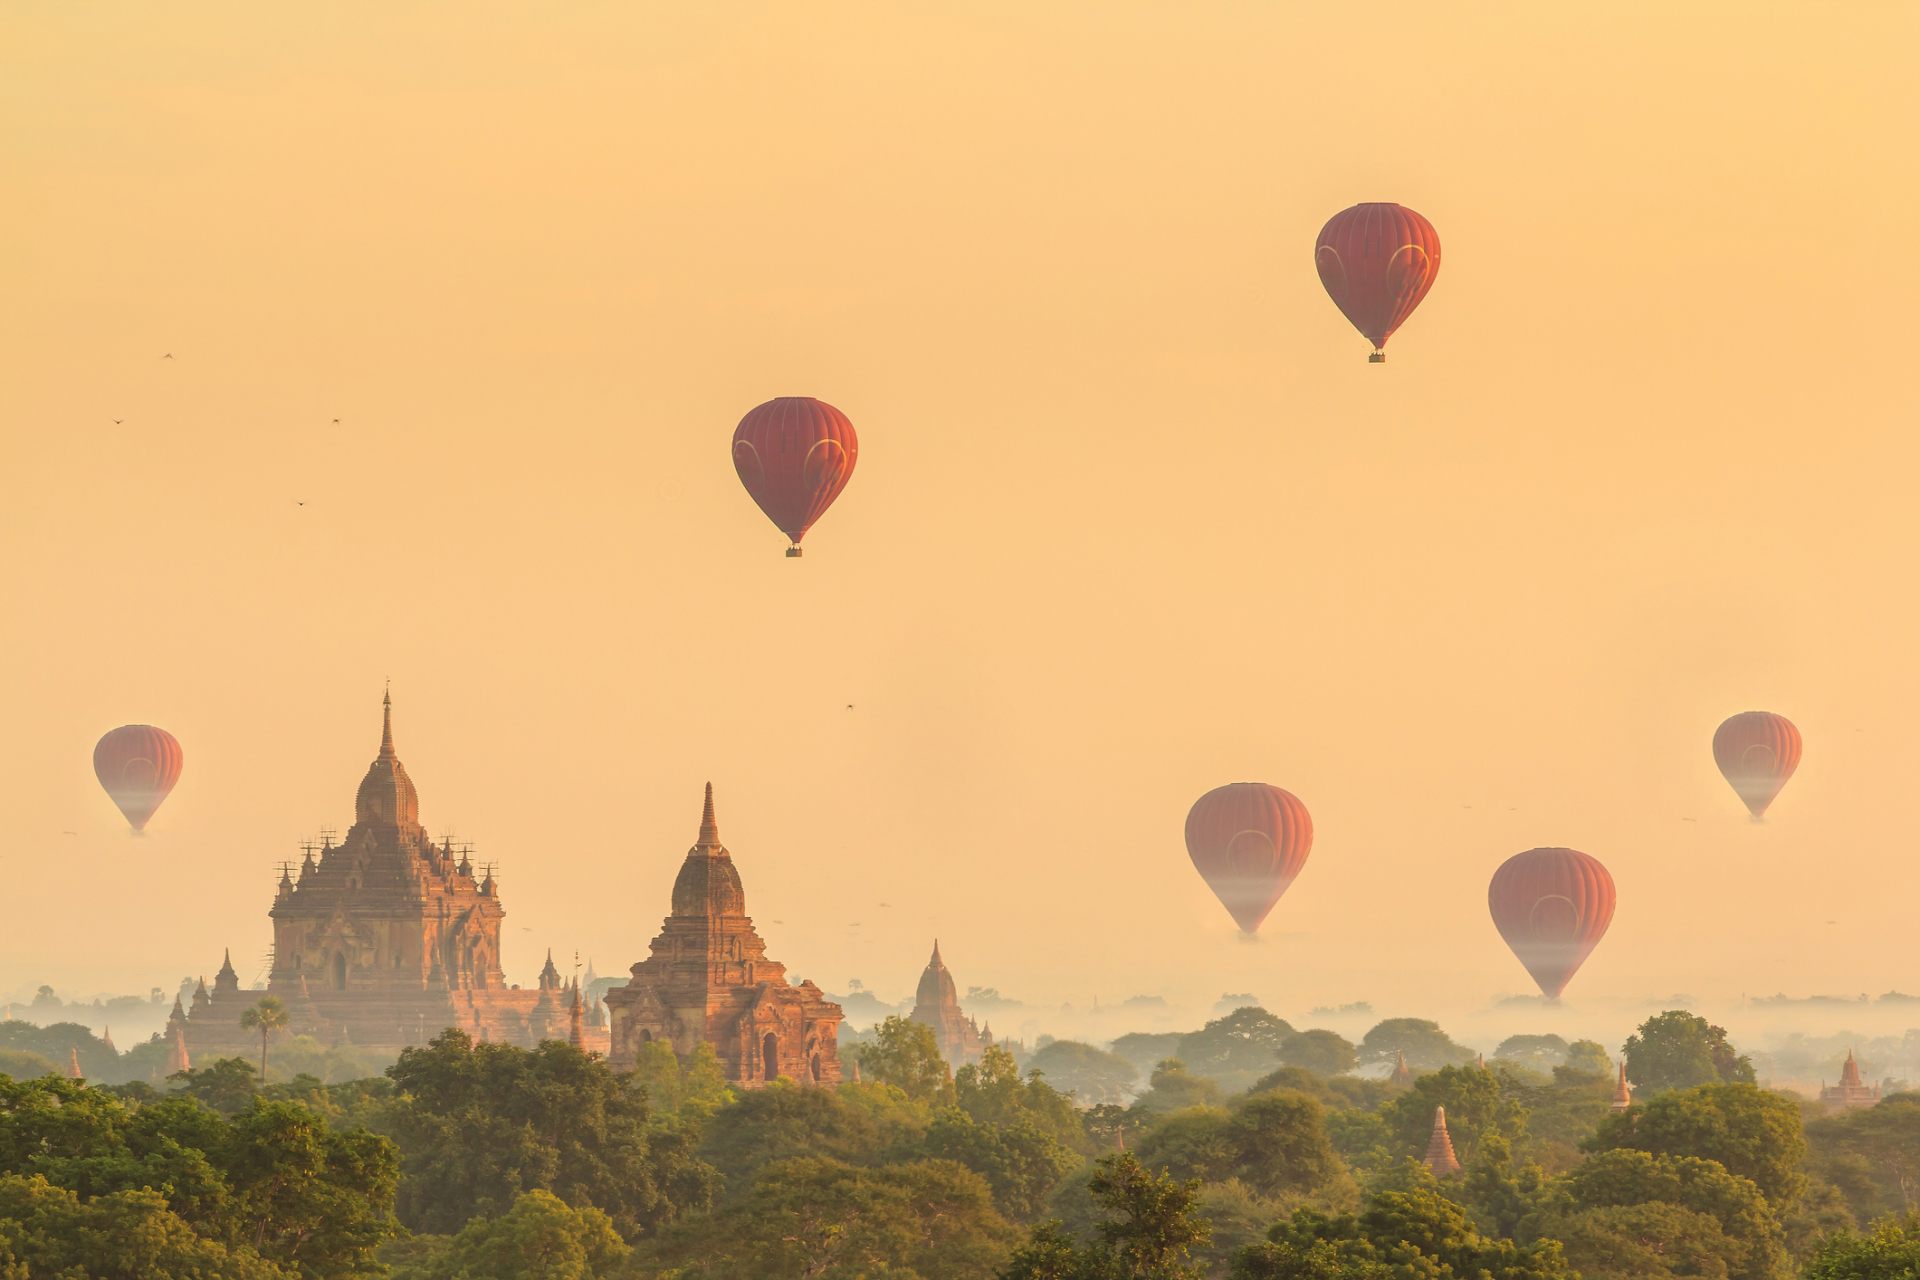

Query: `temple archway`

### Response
(811, 1053, 823, 1082)
(762, 1032, 779, 1081)
(332, 952, 347, 990)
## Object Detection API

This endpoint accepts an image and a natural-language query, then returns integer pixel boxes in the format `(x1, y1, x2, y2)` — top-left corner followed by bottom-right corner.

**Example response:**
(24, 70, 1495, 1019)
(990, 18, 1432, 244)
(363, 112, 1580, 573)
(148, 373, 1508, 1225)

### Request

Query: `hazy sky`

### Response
(4, 3, 1916, 1024)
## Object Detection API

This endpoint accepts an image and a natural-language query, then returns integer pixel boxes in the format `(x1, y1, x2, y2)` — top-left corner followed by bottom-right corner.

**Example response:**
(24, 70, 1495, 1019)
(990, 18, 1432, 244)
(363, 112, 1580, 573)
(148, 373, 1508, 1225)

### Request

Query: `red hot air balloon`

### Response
(93, 725, 183, 834)
(1185, 783, 1313, 935)
(1487, 848, 1615, 1000)
(1713, 711, 1801, 821)
(731, 397, 859, 557)
(1314, 203, 1442, 363)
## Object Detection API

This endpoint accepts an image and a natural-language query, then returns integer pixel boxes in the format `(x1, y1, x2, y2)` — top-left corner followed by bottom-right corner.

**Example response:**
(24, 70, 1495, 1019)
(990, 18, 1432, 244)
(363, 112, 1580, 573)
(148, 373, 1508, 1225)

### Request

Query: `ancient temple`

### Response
(1389, 1051, 1413, 1086)
(178, 693, 556, 1060)
(909, 940, 989, 1067)
(604, 785, 843, 1085)
(1820, 1049, 1882, 1111)
(1422, 1106, 1461, 1176)
(1610, 1059, 1634, 1111)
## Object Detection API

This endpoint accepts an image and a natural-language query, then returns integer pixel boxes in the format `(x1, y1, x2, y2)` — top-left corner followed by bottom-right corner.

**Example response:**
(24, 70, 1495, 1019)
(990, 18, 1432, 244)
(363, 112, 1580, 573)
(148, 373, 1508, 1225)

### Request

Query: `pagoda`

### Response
(1819, 1049, 1882, 1111)
(1422, 1106, 1461, 1176)
(603, 785, 844, 1085)
(909, 940, 989, 1067)
(180, 692, 550, 1059)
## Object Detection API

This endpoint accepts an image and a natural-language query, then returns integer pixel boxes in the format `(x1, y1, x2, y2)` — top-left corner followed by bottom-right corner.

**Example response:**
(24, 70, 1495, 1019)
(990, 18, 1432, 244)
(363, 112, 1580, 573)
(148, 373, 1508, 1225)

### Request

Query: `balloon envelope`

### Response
(731, 397, 858, 554)
(1713, 711, 1801, 819)
(93, 724, 183, 832)
(1184, 782, 1313, 934)
(1488, 847, 1614, 999)
(1314, 203, 1442, 359)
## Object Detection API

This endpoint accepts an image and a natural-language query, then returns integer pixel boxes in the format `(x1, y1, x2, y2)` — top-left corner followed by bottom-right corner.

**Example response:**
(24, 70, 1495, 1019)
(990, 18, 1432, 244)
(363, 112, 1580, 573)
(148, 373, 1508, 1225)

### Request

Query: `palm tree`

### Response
(239, 997, 289, 1083)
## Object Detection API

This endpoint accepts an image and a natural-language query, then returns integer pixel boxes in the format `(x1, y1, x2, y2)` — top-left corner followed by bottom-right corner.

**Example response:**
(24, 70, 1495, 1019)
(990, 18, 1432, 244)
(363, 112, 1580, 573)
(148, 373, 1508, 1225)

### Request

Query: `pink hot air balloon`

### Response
(1487, 847, 1615, 1000)
(1184, 783, 1314, 935)
(1713, 711, 1800, 821)
(94, 725, 183, 833)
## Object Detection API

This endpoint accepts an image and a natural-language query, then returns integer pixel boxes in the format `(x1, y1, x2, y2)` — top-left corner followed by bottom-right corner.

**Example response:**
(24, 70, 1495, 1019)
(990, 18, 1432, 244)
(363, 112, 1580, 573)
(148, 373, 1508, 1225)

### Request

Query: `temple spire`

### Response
(1423, 1106, 1461, 1176)
(698, 782, 719, 846)
(1611, 1058, 1633, 1111)
(380, 685, 395, 760)
(67, 1047, 83, 1080)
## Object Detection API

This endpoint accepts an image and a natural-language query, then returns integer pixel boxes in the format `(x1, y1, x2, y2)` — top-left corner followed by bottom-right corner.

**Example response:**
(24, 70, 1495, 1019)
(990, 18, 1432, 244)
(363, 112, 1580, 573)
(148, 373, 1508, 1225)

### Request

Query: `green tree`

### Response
(1585, 1081, 1807, 1205)
(1492, 1035, 1570, 1076)
(1132, 1059, 1223, 1113)
(0, 1074, 398, 1277)
(924, 1106, 1084, 1218)
(0, 1048, 58, 1079)
(627, 1040, 733, 1123)
(958, 1045, 1085, 1145)
(0, 1173, 290, 1279)
(1803, 1214, 1920, 1279)
(223, 1097, 400, 1274)
(1358, 1019, 1476, 1072)
(863, 1015, 956, 1103)
(1002, 1152, 1212, 1280)
(700, 1074, 929, 1189)
(644, 1156, 1015, 1279)
(391, 1189, 631, 1280)
(1460, 1134, 1546, 1240)
(1380, 1064, 1528, 1165)
(1025, 1040, 1140, 1106)
(1275, 1029, 1357, 1077)
(1109, 1032, 1189, 1078)
(0, 1020, 120, 1083)
(1529, 1201, 1737, 1280)
(1561, 1040, 1612, 1079)
(1175, 1008, 1296, 1093)
(1235, 1177, 1573, 1279)
(1542, 1147, 1786, 1280)
(1621, 1011, 1755, 1094)
(1805, 1092, 1920, 1224)
(239, 997, 291, 1083)
(384, 1030, 715, 1240)
(173, 1056, 262, 1115)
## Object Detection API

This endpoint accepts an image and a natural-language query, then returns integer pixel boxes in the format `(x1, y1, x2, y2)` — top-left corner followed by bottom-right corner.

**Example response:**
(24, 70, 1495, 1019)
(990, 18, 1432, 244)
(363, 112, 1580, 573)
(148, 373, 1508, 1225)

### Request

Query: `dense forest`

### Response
(2, 1008, 1917, 1278)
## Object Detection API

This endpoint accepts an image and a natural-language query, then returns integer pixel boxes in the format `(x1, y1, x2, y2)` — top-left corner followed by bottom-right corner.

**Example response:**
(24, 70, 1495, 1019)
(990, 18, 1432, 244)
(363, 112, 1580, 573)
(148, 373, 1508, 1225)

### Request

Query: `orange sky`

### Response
(3, 3, 1917, 1028)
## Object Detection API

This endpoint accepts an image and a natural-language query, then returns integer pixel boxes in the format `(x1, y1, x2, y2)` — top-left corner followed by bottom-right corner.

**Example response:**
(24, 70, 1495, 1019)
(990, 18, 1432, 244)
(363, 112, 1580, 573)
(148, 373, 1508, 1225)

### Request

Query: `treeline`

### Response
(1, 1010, 1917, 1277)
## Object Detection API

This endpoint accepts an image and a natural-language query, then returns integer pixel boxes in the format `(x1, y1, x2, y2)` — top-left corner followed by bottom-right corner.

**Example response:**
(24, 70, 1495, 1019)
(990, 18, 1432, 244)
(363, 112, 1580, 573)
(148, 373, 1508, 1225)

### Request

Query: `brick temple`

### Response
(604, 785, 843, 1085)
(175, 693, 586, 1060)
(1820, 1049, 1882, 1111)
(909, 940, 991, 1067)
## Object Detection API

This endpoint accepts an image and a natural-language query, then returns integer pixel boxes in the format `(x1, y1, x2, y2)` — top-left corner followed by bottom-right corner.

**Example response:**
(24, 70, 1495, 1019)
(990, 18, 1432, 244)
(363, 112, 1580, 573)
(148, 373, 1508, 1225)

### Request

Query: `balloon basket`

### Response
(786, 546, 803, 559)
(1368, 351, 1385, 364)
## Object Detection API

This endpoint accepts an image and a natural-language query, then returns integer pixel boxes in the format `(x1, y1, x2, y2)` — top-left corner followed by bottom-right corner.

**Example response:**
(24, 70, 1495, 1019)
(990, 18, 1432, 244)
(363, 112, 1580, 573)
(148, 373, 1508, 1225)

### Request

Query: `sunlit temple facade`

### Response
(176, 694, 577, 1060)
(909, 940, 991, 1067)
(603, 785, 844, 1085)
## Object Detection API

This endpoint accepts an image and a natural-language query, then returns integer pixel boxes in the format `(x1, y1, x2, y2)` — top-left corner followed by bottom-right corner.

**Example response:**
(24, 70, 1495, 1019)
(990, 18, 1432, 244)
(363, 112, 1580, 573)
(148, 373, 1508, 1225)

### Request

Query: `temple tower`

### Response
(1423, 1106, 1461, 1176)
(604, 785, 844, 1085)
(909, 940, 985, 1067)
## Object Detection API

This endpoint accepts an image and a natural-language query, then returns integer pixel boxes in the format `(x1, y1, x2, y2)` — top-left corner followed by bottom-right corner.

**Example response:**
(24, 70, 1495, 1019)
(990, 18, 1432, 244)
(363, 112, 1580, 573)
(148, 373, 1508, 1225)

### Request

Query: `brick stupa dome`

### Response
(671, 783, 747, 918)
(355, 690, 419, 829)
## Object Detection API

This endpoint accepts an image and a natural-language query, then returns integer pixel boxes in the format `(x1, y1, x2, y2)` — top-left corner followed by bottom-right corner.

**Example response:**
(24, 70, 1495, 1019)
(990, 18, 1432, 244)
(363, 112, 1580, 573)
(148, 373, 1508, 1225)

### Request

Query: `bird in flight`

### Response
(60, 830, 77, 836)
(331, 418, 341, 425)
(112, 419, 124, 425)
(161, 353, 173, 360)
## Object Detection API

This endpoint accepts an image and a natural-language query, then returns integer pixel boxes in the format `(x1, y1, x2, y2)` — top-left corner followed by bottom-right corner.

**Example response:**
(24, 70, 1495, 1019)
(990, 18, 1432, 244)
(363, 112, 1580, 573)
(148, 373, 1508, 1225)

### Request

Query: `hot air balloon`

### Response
(731, 397, 859, 557)
(93, 725, 183, 834)
(1314, 203, 1442, 362)
(1185, 783, 1313, 935)
(1487, 848, 1614, 1000)
(1713, 711, 1801, 821)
